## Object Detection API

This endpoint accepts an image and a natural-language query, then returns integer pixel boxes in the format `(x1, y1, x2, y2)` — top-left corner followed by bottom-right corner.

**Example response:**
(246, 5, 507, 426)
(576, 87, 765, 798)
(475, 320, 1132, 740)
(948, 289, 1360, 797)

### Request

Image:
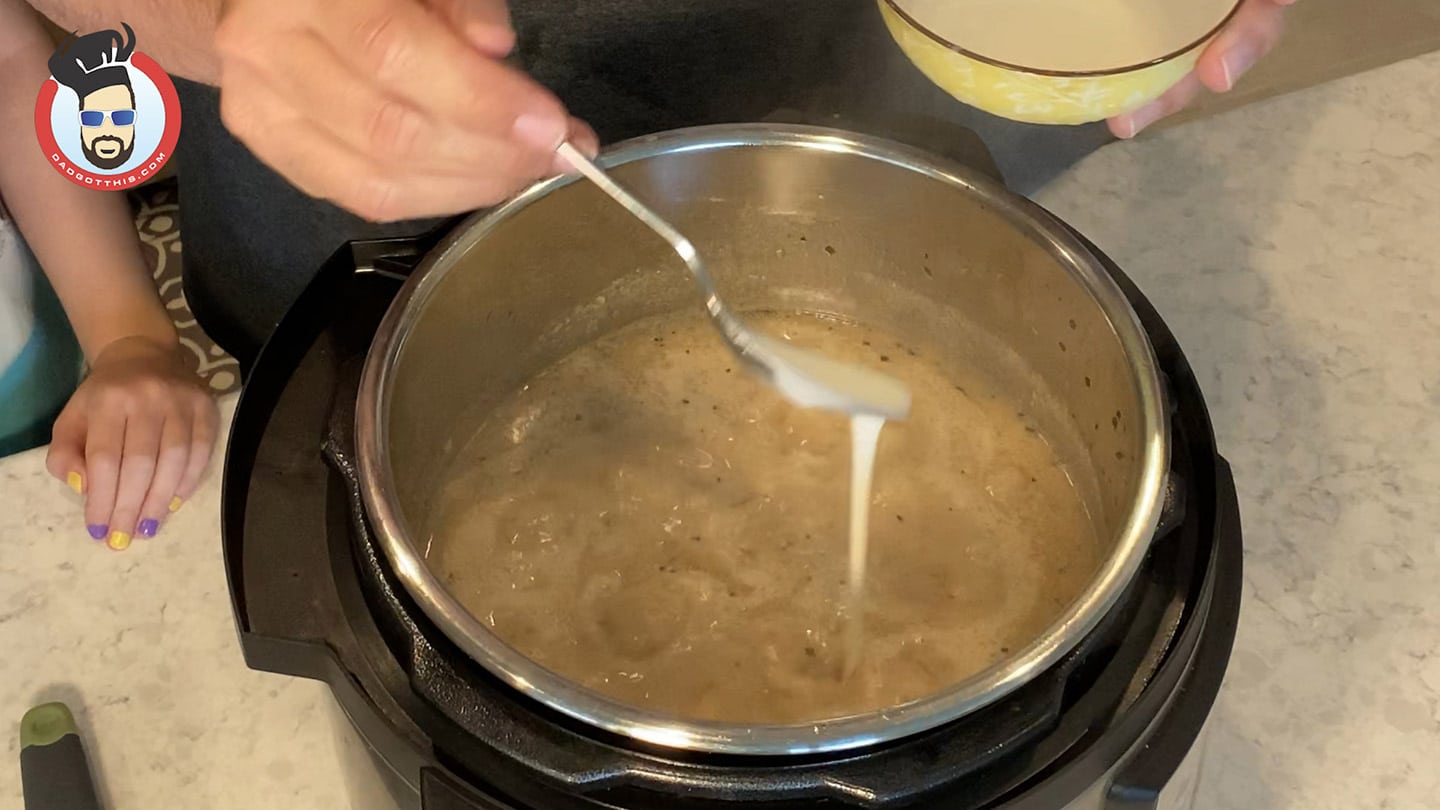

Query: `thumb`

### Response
(46, 401, 89, 494)
(425, 0, 516, 59)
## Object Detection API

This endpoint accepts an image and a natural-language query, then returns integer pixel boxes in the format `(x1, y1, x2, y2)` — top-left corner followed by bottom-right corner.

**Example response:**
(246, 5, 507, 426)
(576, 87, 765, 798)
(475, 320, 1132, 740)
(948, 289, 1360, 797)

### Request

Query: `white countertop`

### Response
(4, 52, 1439, 809)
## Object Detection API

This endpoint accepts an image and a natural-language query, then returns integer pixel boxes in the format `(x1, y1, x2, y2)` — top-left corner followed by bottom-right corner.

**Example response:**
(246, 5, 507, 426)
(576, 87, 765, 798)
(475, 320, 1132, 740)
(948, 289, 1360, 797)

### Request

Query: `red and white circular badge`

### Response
(34, 25, 181, 190)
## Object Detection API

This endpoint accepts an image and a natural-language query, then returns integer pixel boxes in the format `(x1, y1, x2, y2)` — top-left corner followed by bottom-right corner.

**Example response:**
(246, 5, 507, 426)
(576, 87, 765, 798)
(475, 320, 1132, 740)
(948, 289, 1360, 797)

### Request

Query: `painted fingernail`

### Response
(107, 531, 131, 551)
(512, 113, 566, 151)
(66, 472, 84, 495)
(138, 519, 160, 538)
(168, 497, 183, 513)
(87, 524, 108, 540)
(1221, 40, 1262, 91)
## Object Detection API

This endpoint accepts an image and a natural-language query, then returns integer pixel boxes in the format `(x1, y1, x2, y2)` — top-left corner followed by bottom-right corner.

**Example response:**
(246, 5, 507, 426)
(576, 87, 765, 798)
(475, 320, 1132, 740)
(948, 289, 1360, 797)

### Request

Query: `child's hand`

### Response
(45, 337, 218, 550)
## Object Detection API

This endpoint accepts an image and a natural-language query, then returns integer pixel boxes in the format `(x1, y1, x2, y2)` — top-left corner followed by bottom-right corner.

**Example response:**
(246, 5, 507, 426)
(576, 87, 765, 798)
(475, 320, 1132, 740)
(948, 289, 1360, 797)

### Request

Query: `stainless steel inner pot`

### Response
(355, 124, 1168, 756)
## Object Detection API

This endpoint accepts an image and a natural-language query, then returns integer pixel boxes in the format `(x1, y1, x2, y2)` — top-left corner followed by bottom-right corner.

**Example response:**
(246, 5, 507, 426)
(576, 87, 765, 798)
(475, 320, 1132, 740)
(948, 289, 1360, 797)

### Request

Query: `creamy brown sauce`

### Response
(425, 312, 1101, 724)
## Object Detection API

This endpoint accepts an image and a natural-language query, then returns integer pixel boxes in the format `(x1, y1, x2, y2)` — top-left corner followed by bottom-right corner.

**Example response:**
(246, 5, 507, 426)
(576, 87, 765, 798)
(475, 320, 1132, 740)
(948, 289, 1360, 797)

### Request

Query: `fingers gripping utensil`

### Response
(556, 142, 912, 421)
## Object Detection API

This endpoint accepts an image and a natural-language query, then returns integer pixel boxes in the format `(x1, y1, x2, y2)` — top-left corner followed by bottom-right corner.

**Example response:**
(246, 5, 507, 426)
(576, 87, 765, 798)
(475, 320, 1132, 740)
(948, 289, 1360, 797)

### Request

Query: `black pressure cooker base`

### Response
(224, 211, 1240, 809)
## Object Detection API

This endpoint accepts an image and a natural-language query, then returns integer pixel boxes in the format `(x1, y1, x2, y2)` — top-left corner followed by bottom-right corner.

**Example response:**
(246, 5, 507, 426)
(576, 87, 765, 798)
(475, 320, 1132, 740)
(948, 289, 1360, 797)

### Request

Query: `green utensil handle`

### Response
(20, 703, 103, 810)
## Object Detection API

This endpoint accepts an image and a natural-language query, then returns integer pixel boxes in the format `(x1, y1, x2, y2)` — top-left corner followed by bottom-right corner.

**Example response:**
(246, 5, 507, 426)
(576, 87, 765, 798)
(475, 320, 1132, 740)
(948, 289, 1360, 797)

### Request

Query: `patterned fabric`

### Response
(131, 180, 240, 395)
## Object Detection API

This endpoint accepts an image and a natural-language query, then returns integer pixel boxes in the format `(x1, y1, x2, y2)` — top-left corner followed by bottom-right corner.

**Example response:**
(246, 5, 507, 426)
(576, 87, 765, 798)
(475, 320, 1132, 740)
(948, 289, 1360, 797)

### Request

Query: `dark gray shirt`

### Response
(173, 0, 1111, 367)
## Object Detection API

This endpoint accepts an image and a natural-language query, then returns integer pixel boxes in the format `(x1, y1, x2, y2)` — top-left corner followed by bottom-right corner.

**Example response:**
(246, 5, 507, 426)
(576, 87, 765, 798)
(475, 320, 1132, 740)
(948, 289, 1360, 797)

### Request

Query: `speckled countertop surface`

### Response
(3, 52, 1438, 809)
(1034, 50, 1440, 809)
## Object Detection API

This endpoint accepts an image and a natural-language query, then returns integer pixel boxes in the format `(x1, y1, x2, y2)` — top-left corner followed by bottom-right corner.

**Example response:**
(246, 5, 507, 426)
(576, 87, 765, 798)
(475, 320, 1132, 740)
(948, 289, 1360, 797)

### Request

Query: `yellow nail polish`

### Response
(168, 497, 184, 513)
(107, 531, 131, 551)
(66, 472, 84, 495)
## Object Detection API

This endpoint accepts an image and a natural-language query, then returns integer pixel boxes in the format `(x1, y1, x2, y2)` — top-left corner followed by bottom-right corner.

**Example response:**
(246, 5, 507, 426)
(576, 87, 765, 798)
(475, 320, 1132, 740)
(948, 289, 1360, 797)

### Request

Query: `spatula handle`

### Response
(20, 703, 103, 810)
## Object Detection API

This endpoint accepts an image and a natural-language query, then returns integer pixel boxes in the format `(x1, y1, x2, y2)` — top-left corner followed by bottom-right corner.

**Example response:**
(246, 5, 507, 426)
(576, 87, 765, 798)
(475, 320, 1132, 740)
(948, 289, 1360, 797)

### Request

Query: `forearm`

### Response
(25, 0, 221, 84)
(0, 0, 176, 360)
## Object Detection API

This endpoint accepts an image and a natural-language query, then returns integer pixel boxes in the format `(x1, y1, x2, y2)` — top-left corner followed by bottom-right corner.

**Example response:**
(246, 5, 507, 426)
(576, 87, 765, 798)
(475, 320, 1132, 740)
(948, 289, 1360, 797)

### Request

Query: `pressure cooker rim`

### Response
(352, 123, 1170, 756)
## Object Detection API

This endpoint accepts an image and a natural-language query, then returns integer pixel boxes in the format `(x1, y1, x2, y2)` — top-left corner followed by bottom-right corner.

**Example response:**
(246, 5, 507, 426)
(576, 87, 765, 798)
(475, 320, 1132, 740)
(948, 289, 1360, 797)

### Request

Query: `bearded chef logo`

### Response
(34, 23, 181, 189)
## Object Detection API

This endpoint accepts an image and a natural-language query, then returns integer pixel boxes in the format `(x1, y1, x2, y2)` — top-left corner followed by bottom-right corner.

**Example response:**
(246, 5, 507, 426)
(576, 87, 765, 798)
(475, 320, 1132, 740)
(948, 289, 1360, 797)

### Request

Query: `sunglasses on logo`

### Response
(79, 110, 136, 127)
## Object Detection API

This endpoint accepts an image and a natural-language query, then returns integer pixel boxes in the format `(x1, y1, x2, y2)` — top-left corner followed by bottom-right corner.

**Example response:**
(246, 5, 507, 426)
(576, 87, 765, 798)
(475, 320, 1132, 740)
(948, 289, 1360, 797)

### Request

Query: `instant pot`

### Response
(222, 125, 1241, 809)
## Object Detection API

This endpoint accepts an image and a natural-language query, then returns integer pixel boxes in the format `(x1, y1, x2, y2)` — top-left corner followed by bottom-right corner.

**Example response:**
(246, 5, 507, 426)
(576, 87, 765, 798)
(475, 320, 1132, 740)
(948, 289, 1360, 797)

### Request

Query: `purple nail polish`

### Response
(87, 524, 108, 540)
(138, 518, 160, 538)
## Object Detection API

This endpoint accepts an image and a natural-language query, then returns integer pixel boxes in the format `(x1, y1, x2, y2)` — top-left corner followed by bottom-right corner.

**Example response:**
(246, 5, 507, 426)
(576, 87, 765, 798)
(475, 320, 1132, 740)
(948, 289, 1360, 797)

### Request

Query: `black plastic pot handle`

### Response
(350, 213, 469, 278)
(1105, 456, 1242, 808)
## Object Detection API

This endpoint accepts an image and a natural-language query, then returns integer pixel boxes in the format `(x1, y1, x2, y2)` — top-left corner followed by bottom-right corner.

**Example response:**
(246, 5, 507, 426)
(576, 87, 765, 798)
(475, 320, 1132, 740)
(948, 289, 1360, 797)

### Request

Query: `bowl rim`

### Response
(880, 0, 1245, 77)
(354, 123, 1170, 756)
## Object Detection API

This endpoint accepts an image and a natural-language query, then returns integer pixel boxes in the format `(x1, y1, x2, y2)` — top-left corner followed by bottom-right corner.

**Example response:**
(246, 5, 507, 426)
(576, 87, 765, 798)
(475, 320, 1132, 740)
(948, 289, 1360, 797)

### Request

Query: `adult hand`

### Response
(1108, 0, 1294, 138)
(46, 337, 218, 551)
(214, 0, 598, 222)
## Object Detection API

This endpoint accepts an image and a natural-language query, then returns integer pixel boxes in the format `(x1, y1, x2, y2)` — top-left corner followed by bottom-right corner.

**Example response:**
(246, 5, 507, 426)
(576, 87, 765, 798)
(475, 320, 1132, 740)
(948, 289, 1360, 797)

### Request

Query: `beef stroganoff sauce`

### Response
(425, 312, 1101, 724)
